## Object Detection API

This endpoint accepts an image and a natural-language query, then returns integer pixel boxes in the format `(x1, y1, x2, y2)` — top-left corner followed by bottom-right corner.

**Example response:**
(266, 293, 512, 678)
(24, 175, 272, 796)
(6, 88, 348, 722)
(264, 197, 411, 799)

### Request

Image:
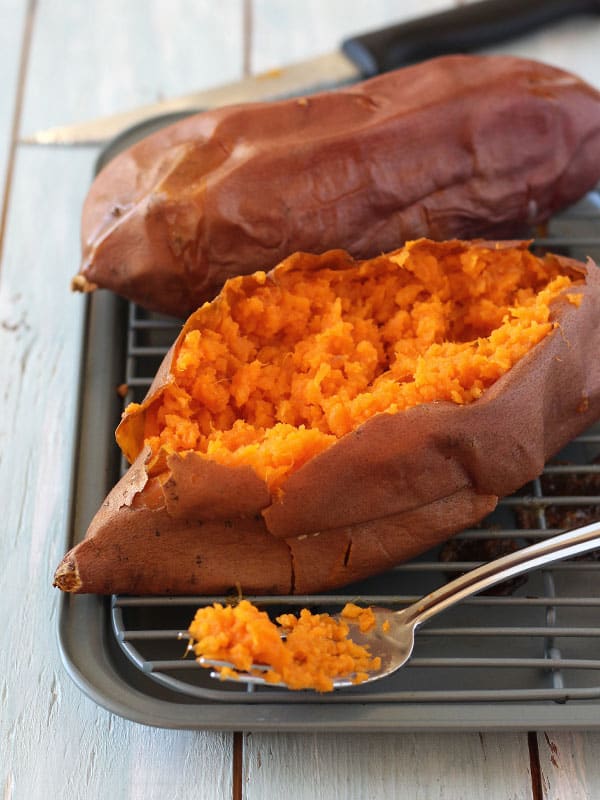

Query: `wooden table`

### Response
(2, 1, 600, 797)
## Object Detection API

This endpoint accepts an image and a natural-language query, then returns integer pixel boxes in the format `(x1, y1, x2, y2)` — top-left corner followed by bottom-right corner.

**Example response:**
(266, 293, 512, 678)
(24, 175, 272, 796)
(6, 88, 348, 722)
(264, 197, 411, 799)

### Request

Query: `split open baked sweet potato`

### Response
(73, 54, 600, 317)
(54, 239, 600, 595)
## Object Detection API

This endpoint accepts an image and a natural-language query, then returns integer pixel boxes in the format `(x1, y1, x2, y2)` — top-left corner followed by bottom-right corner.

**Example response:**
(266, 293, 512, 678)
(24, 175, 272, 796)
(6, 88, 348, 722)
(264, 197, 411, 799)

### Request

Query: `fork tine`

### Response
(209, 670, 288, 687)
(197, 656, 270, 671)
(197, 657, 289, 687)
(201, 658, 365, 689)
(197, 656, 284, 686)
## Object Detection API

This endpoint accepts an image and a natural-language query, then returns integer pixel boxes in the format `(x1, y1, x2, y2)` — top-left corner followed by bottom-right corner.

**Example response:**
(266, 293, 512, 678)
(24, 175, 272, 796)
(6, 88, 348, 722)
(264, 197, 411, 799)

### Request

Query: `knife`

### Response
(23, 0, 600, 146)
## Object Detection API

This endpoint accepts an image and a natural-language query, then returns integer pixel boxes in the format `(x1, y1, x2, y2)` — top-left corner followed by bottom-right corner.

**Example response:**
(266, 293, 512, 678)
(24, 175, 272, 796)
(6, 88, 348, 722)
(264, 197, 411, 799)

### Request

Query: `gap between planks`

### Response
(233, 731, 244, 800)
(528, 732, 544, 800)
(0, 0, 37, 273)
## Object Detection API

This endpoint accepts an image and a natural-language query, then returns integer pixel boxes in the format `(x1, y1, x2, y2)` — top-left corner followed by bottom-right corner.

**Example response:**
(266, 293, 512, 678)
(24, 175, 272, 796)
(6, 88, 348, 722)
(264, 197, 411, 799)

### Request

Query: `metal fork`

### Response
(196, 519, 600, 689)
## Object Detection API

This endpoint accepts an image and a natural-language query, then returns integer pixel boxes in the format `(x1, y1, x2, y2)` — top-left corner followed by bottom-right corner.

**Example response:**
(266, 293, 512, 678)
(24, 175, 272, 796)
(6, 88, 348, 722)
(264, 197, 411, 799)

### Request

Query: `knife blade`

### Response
(22, 0, 600, 146)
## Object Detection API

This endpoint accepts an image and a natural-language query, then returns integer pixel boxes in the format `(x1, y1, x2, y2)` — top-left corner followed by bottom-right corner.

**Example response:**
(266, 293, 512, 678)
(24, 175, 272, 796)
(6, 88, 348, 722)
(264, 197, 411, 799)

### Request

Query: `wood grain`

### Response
(0, 0, 26, 173)
(246, 1, 529, 797)
(538, 732, 600, 800)
(1, 1, 246, 797)
(243, 732, 534, 800)
(19, 0, 246, 135)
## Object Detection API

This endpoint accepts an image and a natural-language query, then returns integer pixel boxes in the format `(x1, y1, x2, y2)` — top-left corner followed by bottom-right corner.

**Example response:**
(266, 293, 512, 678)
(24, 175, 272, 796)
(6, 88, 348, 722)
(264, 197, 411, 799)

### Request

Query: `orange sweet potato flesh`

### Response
(74, 54, 600, 317)
(54, 239, 600, 595)
(188, 600, 382, 692)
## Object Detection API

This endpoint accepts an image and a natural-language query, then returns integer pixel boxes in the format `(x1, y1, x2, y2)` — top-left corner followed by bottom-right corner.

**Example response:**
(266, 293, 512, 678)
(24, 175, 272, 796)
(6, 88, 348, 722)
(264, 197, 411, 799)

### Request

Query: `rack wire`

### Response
(104, 189, 600, 706)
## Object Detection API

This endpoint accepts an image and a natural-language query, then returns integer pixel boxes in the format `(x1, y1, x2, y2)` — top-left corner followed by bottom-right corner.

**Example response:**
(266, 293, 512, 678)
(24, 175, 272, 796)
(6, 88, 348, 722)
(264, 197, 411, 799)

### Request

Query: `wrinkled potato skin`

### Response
(54, 243, 600, 595)
(77, 55, 600, 317)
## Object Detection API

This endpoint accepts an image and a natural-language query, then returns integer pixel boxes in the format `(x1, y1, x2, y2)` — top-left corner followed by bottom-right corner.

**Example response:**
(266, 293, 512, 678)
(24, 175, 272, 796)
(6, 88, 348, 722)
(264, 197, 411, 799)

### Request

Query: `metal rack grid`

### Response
(103, 189, 600, 707)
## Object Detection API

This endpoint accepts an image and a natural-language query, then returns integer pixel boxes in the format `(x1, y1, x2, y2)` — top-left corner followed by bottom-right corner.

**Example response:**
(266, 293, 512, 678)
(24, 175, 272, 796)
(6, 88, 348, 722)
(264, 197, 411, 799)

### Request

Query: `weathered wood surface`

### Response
(2, 1, 244, 798)
(2, 1, 600, 798)
(0, 0, 26, 236)
(242, 732, 534, 800)
(539, 732, 600, 800)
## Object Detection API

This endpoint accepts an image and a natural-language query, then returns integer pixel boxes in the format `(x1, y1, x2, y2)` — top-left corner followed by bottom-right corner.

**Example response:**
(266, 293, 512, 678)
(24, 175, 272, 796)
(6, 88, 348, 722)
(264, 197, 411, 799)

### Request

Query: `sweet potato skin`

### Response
(76, 54, 600, 317)
(54, 482, 497, 596)
(54, 242, 600, 595)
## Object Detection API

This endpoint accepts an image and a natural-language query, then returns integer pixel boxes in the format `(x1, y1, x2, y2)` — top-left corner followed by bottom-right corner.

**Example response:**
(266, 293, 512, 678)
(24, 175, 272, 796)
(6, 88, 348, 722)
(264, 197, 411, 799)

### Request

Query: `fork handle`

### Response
(399, 520, 600, 628)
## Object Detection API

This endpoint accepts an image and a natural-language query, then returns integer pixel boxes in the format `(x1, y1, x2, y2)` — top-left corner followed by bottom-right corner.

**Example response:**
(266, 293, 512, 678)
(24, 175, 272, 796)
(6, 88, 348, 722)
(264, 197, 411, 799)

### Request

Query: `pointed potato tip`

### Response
(53, 557, 82, 592)
(71, 274, 98, 294)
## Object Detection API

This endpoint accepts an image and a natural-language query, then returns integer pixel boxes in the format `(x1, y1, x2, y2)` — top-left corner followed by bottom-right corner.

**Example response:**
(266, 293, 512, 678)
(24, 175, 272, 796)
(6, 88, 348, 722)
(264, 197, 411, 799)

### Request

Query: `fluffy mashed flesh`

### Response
(187, 599, 381, 691)
(120, 239, 581, 491)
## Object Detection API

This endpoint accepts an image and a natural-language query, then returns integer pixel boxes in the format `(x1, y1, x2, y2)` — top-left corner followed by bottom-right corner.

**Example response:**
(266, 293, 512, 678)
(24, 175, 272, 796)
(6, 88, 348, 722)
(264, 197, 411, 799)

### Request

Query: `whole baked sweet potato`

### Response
(55, 239, 600, 595)
(74, 54, 600, 317)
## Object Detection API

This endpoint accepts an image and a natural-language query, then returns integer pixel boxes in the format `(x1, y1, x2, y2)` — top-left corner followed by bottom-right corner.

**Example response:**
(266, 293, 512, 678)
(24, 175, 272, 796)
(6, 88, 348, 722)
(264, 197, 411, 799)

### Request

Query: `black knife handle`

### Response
(342, 0, 600, 77)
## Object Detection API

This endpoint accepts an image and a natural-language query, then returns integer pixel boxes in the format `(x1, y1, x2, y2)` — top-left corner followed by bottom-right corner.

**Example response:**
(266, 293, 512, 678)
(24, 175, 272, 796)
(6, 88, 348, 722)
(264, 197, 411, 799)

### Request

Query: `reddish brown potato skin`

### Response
(54, 244, 600, 595)
(77, 55, 600, 317)
(54, 484, 497, 596)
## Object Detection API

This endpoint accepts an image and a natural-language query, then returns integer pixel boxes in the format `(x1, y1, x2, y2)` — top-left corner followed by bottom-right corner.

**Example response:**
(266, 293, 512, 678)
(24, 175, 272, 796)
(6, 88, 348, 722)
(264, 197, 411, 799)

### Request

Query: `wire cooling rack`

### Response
(59, 186, 600, 730)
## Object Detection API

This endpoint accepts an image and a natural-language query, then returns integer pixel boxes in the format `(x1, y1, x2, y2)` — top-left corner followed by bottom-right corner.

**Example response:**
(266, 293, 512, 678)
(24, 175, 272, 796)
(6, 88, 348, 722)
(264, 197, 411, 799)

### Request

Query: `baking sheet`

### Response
(57, 117, 600, 731)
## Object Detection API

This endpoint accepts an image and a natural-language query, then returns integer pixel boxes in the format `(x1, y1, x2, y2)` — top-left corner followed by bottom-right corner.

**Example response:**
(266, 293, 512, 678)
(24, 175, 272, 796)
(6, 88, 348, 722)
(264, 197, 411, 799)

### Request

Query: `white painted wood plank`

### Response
(248, 3, 534, 798)
(2, 1, 599, 797)
(539, 732, 600, 800)
(20, 0, 246, 135)
(251, 0, 458, 73)
(0, 0, 26, 196)
(0, 144, 232, 800)
(2, 2, 249, 797)
(481, 17, 600, 89)
(248, 0, 600, 792)
(243, 732, 533, 800)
